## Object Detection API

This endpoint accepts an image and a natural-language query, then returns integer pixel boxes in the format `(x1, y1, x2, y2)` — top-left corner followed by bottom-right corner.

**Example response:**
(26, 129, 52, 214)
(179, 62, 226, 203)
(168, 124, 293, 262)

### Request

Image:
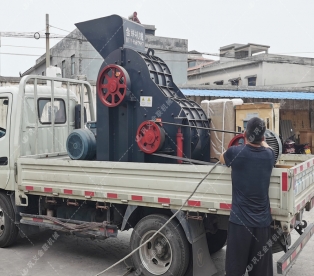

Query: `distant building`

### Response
(188, 50, 215, 84)
(23, 23, 188, 85)
(187, 43, 314, 88)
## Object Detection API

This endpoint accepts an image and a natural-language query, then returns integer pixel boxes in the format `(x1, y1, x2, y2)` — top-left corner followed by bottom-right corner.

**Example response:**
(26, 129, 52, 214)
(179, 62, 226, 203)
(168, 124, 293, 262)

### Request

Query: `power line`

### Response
(0, 32, 86, 41)
(0, 44, 95, 51)
(0, 52, 42, 57)
(49, 25, 71, 33)
(1, 44, 45, 49)
(0, 52, 102, 60)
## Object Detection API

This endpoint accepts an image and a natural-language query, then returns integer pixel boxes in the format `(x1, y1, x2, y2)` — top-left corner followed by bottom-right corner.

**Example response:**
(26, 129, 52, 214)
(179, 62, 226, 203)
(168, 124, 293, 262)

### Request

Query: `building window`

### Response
(62, 60, 66, 78)
(214, 81, 223, 85)
(229, 78, 240, 86)
(248, 77, 257, 86)
(188, 61, 196, 68)
(71, 55, 75, 75)
(38, 98, 66, 124)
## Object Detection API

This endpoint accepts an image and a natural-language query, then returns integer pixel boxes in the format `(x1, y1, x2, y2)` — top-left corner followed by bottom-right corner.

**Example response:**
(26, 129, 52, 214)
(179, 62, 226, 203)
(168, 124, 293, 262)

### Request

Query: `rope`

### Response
(94, 161, 220, 276)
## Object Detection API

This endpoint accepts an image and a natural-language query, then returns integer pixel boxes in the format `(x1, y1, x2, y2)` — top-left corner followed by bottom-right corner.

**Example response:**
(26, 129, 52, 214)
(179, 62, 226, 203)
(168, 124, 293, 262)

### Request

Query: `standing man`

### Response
(219, 117, 275, 276)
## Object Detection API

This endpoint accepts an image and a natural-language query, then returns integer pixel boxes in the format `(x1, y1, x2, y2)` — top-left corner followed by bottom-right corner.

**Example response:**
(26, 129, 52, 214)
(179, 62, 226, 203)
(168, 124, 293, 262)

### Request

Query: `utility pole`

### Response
(45, 14, 50, 69)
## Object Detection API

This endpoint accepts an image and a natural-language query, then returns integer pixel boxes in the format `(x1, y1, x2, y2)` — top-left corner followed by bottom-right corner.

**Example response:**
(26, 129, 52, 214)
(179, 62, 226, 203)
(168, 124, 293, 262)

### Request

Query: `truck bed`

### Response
(17, 155, 314, 229)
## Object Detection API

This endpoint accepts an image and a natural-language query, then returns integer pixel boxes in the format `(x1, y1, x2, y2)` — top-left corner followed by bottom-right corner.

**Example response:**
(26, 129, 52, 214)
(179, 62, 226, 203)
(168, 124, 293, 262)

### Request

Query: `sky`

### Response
(1, 0, 314, 76)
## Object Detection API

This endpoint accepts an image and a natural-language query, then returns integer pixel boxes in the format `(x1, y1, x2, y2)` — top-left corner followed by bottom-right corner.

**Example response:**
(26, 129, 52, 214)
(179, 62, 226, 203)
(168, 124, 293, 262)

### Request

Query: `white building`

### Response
(188, 43, 314, 88)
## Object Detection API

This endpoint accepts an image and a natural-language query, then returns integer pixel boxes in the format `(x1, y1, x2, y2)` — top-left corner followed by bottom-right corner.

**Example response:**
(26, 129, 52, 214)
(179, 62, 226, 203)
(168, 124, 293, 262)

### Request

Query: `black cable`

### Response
(158, 121, 241, 134)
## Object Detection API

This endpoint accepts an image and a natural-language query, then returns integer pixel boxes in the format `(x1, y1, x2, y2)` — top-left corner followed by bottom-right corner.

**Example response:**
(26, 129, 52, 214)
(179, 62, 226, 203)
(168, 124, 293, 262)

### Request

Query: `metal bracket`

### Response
(277, 223, 314, 275)
(295, 220, 307, 235)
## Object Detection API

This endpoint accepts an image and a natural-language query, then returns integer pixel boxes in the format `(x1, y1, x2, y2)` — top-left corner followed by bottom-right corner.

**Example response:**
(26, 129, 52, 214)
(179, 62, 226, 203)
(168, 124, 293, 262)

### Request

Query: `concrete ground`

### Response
(0, 208, 313, 276)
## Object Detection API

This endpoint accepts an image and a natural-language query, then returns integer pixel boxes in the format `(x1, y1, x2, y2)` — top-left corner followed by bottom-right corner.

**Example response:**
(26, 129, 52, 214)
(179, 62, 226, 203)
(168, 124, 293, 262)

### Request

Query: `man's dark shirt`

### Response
(224, 144, 275, 227)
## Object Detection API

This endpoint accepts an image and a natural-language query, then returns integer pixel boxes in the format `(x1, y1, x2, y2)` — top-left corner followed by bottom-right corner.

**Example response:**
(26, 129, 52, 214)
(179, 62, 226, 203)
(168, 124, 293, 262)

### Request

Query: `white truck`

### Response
(0, 75, 313, 276)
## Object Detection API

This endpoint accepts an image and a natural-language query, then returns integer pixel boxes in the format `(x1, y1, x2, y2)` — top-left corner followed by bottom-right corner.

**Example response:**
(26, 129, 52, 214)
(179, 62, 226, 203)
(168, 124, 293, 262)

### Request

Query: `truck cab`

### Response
(0, 84, 75, 192)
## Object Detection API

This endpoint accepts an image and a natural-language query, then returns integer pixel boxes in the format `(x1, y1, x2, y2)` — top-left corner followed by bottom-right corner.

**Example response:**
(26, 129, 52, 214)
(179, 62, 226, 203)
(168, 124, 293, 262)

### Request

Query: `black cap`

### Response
(245, 117, 266, 144)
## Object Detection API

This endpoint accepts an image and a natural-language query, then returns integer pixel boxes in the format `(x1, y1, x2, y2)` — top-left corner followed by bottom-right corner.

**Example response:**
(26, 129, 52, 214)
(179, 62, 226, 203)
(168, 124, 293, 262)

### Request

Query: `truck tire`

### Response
(130, 214, 190, 276)
(0, 193, 19, 247)
(206, 229, 227, 254)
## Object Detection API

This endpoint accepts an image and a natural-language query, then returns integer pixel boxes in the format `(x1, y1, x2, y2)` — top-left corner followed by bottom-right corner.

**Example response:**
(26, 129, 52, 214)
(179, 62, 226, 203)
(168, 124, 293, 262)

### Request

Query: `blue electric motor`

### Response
(66, 129, 96, 160)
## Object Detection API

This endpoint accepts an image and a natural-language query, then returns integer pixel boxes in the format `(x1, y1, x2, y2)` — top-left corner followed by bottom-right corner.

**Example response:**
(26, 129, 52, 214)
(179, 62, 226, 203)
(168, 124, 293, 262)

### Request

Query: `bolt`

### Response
(128, 60, 131, 63)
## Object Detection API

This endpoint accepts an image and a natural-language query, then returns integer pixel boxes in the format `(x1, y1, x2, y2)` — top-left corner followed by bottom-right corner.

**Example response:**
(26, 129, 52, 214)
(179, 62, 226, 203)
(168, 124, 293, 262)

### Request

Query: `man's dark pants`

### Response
(225, 222, 273, 276)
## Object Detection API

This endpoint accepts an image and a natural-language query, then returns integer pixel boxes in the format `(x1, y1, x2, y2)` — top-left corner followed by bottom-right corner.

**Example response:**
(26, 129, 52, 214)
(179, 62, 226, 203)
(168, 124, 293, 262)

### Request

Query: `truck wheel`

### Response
(0, 193, 19, 247)
(206, 229, 227, 254)
(130, 214, 189, 276)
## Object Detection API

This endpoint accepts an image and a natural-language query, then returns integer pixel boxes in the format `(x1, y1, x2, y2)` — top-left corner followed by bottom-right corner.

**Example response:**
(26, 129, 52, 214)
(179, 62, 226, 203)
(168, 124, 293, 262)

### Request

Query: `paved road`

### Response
(0, 208, 313, 276)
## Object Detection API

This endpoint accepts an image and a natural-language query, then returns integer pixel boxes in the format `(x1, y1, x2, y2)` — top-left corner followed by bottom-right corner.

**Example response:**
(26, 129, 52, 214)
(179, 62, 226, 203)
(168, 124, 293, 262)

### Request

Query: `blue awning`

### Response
(181, 89, 314, 100)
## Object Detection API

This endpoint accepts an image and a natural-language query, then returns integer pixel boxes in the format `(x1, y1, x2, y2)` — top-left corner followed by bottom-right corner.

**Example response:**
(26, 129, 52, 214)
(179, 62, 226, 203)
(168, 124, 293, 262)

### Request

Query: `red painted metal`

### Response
(282, 261, 288, 271)
(158, 197, 170, 204)
(297, 204, 301, 211)
(64, 189, 73, 195)
(131, 195, 143, 201)
(188, 200, 201, 207)
(282, 172, 288, 191)
(97, 64, 129, 107)
(107, 193, 118, 199)
(136, 121, 165, 154)
(228, 133, 245, 148)
(85, 191, 95, 197)
(176, 127, 184, 164)
(220, 203, 232, 210)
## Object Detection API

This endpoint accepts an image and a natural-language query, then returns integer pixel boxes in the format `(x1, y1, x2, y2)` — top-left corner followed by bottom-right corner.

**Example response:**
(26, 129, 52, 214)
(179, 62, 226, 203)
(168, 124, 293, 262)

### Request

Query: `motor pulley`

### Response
(228, 134, 245, 147)
(97, 64, 130, 107)
(228, 130, 282, 163)
(136, 121, 165, 154)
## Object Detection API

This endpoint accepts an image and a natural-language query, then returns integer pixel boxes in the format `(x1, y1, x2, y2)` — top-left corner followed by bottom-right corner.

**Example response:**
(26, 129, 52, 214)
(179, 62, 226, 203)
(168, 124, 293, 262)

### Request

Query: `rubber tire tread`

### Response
(130, 214, 190, 276)
(0, 193, 19, 248)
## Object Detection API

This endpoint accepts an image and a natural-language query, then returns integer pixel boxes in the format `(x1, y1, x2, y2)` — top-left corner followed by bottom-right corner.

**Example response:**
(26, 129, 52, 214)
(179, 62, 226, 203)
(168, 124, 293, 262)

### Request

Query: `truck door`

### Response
(0, 94, 12, 189)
